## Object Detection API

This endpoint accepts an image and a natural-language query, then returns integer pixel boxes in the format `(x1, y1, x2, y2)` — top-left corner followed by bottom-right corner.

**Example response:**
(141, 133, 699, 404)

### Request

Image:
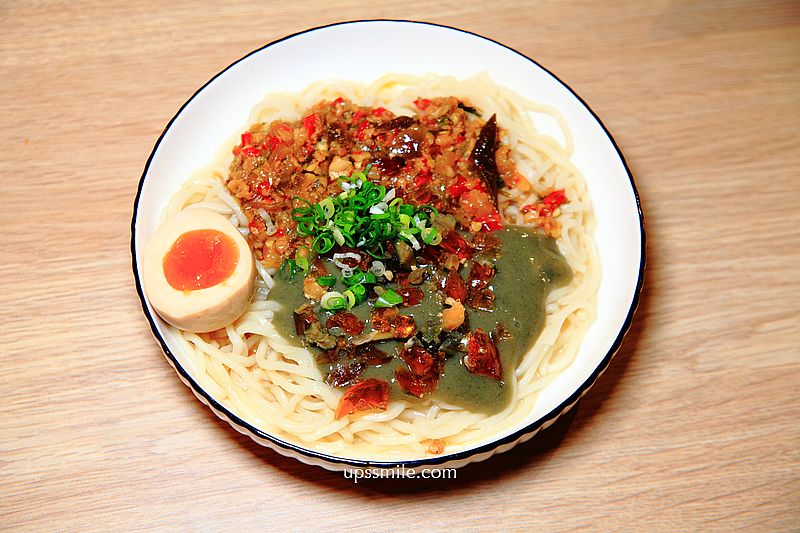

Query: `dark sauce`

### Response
(267, 225, 571, 414)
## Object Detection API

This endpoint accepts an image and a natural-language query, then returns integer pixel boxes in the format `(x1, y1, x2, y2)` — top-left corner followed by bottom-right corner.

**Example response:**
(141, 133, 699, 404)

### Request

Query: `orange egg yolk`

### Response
(163, 229, 239, 291)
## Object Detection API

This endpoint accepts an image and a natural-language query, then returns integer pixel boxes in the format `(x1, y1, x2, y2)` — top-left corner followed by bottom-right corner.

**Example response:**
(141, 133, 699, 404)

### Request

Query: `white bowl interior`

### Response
(133, 21, 642, 462)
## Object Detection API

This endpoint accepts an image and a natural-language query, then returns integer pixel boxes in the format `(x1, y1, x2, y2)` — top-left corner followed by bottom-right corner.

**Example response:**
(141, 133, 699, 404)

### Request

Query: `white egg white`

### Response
(143, 208, 255, 332)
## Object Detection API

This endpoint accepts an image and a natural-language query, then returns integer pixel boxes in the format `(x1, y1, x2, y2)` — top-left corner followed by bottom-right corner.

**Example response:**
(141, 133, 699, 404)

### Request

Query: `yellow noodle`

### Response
(161, 73, 599, 460)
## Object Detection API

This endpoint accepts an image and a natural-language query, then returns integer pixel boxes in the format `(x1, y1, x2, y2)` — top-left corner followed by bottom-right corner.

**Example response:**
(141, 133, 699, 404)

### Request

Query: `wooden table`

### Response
(2, 1, 798, 530)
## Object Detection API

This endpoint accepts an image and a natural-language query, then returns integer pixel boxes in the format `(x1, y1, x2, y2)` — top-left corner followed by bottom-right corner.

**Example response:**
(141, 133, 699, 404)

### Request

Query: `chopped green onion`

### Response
(351, 283, 366, 299)
(343, 289, 356, 308)
(332, 227, 345, 245)
(317, 275, 336, 287)
(290, 167, 449, 260)
(421, 227, 440, 245)
(312, 234, 335, 254)
(319, 197, 335, 219)
(279, 259, 299, 281)
(374, 289, 403, 308)
(321, 291, 347, 310)
(342, 269, 364, 286)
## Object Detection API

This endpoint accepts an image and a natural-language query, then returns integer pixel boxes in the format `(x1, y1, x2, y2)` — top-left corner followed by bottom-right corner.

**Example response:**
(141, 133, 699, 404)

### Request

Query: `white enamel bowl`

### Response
(132, 20, 644, 472)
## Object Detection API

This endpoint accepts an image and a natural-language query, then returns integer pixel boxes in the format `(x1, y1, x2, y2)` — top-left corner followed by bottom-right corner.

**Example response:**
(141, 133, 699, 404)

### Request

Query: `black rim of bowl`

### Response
(131, 19, 646, 469)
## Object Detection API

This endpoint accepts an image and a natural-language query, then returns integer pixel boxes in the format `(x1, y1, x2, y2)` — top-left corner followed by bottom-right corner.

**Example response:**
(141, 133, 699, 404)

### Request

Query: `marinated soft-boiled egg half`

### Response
(143, 208, 255, 332)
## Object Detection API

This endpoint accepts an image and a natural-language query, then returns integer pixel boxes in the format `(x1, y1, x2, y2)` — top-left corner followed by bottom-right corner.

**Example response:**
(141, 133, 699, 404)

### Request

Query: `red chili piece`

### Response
(335, 378, 390, 419)
(522, 189, 567, 217)
(439, 231, 473, 259)
(463, 328, 502, 380)
(326, 312, 365, 335)
(448, 176, 470, 198)
(413, 98, 432, 110)
(326, 360, 366, 388)
(442, 270, 468, 303)
(397, 287, 424, 307)
(467, 262, 495, 290)
(255, 180, 271, 197)
(475, 209, 504, 232)
(301, 114, 318, 139)
(395, 366, 440, 398)
(398, 345, 436, 375)
(414, 171, 432, 189)
(248, 217, 265, 234)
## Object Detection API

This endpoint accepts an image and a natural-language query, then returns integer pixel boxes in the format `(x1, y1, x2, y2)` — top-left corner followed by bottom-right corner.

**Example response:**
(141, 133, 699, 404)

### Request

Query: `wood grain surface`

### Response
(1, 1, 798, 530)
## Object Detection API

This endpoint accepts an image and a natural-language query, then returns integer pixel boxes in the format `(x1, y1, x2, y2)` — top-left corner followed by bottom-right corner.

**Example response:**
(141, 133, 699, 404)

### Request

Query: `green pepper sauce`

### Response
(268, 225, 572, 414)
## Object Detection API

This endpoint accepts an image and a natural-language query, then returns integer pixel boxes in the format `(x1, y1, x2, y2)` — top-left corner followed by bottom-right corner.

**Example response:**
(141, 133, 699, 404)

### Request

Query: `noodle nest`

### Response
(162, 73, 599, 460)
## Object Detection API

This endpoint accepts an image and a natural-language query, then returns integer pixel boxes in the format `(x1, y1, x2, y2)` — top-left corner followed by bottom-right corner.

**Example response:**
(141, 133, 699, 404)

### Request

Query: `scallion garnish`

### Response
(290, 166, 438, 258)
(321, 291, 347, 310)
(317, 275, 336, 287)
(342, 268, 377, 287)
(279, 259, 299, 281)
(374, 289, 403, 308)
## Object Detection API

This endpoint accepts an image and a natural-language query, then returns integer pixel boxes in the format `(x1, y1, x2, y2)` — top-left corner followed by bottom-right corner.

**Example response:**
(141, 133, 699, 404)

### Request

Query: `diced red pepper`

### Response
(255, 180, 271, 197)
(440, 230, 473, 259)
(414, 171, 432, 189)
(413, 98, 432, 111)
(242, 146, 261, 157)
(335, 378, 390, 419)
(272, 227, 286, 238)
(472, 178, 489, 194)
(356, 120, 369, 141)
(542, 189, 567, 208)
(332, 97, 345, 106)
(301, 114, 318, 139)
(261, 135, 281, 152)
(475, 210, 504, 232)
(241, 132, 253, 146)
(370, 107, 387, 117)
(248, 217, 265, 234)
(521, 189, 567, 217)
(448, 176, 470, 198)
(351, 110, 366, 124)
